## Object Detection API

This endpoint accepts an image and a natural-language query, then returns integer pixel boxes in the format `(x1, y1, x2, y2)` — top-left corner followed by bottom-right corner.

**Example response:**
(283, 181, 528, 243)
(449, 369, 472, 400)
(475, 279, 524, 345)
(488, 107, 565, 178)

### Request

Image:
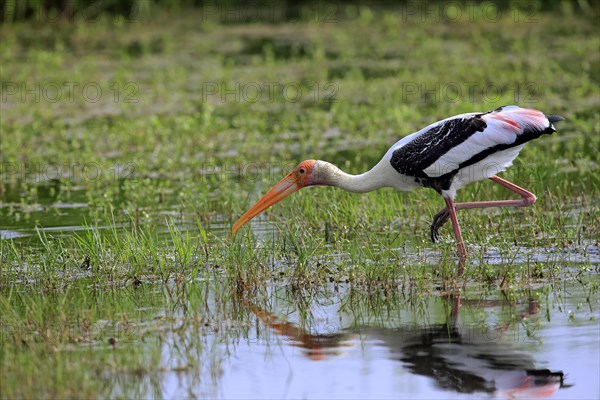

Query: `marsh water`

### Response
(145, 281, 599, 400)
(2, 183, 599, 399)
(5, 275, 600, 399)
(9, 274, 598, 399)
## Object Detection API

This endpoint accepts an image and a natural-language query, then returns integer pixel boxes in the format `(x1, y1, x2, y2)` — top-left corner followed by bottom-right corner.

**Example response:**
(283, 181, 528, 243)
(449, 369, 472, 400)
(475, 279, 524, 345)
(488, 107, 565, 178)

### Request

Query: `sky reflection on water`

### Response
(153, 279, 598, 399)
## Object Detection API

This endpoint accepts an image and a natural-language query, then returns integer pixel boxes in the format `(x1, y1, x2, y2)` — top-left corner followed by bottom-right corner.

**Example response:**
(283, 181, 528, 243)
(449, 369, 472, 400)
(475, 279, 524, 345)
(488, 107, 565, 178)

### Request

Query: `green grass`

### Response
(1, 4, 599, 398)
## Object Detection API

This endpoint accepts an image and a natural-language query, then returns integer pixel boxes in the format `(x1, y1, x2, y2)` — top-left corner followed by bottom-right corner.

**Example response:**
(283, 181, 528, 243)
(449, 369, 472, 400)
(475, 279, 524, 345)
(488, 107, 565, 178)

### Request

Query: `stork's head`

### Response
(231, 159, 336, 237)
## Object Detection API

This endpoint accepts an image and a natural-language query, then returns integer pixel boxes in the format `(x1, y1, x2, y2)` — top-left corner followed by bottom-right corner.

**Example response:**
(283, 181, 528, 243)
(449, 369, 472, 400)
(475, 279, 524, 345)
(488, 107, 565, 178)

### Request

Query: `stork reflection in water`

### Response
(242, 294, 568, 397)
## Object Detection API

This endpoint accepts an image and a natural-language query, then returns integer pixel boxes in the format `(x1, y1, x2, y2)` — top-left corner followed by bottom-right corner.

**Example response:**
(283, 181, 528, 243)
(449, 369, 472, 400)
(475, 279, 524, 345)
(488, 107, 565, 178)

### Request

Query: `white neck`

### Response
(315, 160, 391, 193)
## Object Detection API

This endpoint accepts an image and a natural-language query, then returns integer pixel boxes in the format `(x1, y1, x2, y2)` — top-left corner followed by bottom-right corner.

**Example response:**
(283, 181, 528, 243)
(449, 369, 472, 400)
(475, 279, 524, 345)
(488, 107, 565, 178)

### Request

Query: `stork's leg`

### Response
(431, 176, 537, 242)
(444, 197, 467, 276)
(451, 292, 461, 320)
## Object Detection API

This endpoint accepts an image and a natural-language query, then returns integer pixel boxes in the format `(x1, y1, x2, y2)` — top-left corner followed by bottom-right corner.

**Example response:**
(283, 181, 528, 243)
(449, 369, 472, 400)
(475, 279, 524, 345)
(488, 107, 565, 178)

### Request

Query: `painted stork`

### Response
(232, 106, 564, 273)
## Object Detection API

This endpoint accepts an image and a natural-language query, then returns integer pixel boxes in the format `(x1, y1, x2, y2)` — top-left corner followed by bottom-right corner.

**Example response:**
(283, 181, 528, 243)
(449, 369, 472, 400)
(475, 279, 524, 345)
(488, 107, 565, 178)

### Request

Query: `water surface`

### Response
(103, 279, 599, 399)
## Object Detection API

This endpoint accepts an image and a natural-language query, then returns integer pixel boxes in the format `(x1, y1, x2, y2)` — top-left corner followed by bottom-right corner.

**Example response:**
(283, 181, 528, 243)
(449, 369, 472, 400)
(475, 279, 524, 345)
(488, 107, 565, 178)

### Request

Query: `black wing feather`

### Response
(390, 115, 487, 178)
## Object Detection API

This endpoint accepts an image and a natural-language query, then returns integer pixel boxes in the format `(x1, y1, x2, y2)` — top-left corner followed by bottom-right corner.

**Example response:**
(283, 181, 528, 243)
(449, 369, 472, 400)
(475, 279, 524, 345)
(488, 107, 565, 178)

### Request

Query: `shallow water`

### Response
(95, 278, 598, 399)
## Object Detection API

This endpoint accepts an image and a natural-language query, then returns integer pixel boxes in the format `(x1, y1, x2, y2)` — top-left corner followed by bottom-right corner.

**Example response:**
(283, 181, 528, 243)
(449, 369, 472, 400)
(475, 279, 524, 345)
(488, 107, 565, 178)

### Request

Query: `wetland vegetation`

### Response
(1, 2, 599, 398)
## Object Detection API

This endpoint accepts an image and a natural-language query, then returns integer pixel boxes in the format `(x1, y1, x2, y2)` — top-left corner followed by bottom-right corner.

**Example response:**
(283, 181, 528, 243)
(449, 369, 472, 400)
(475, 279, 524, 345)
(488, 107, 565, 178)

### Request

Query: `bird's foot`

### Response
(430, 207, 450, 243)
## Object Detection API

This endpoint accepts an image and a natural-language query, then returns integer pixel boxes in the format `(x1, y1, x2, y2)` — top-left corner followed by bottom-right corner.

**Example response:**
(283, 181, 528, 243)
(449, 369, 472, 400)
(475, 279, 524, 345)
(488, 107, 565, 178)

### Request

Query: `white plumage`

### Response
(232, 105, 564, 274)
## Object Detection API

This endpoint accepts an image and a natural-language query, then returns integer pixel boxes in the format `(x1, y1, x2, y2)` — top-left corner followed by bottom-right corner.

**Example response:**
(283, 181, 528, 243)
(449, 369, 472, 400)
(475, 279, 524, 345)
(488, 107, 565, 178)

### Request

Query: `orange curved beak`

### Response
(231, 175, 302, 237)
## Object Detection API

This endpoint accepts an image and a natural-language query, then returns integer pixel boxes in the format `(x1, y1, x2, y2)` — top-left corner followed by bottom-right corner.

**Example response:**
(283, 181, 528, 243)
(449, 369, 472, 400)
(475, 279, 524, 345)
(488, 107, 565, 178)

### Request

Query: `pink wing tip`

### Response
(492, 114, 521, 130)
